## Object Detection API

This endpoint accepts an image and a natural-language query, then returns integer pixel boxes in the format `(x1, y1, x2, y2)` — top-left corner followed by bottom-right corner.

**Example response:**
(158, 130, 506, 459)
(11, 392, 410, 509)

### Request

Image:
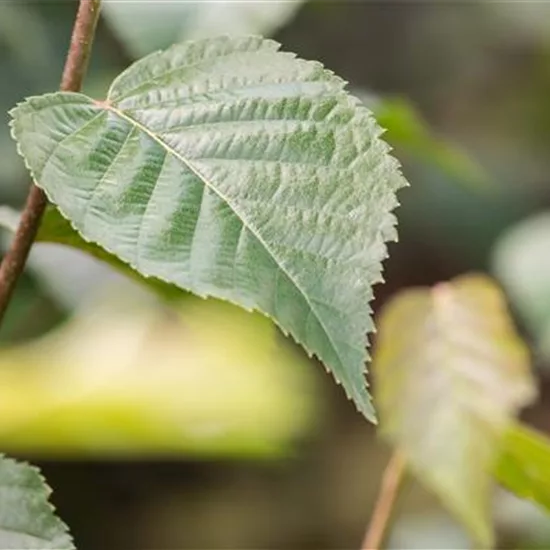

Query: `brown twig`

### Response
(361, 450, 407, 550)
(0, 0, 102, 324)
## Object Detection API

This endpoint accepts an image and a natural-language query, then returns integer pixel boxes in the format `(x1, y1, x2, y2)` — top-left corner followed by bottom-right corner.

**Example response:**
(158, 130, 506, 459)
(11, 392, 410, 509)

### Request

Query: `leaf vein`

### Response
(105, 103, 348, 373)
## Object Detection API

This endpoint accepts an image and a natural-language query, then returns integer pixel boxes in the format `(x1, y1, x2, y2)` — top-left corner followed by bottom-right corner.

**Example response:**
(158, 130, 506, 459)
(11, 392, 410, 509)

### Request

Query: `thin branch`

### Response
(0, 0, 102, 324)
(361, 450, 407, 550)
(60, 0, 102, 93)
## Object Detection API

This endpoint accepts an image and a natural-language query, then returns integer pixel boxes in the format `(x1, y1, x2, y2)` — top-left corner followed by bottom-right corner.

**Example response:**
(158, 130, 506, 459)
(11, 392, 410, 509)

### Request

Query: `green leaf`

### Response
(9, 36, 406, 421)
(358, 93, 489, 187)
(0, 205, 182, 303)
(0, 455, 74, 549)
(373, 274, 536, 546)
(496, 422, 550, 512)
(37, 206, 182, 300)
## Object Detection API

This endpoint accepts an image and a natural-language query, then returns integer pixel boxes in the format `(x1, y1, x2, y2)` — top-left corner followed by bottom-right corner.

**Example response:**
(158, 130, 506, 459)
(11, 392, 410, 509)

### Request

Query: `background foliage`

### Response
(3, 1, 550, 549)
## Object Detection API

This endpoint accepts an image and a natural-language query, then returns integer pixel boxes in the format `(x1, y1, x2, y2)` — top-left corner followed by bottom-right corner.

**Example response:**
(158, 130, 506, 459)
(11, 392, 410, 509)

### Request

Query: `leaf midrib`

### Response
(101, 103, 351, 381)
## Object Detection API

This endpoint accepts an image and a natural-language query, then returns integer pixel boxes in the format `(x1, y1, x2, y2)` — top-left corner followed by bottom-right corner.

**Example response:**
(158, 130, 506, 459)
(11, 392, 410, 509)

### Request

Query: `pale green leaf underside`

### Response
(373, 275, 536, 546)
(0, 455, 73, 549)
(10, 36, 406, 420)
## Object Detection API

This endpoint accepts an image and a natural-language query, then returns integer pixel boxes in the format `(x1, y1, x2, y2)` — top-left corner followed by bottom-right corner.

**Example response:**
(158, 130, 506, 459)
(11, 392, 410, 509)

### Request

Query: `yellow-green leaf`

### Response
(373, 274, 536, 547)
(0, 292, 316, 457)
(496, 422, 550, 512)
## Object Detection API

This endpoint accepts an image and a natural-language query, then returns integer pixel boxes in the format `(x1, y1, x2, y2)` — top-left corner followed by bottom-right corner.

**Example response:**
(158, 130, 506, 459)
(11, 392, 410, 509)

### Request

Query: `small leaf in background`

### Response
(0, 206, 20, 233)
(0, 290, 317, 457)
(101, 1, 190, 58)
(10, 36, 407, 420)
(357, 92, 489, 187)
(176, 1, 305, 41)
(0, 455, 74, 549)
(373, 274, 536, 546)
(496, 422, 550, 513)
(492, 212, 550, 360)
(102, 0, 305, 58)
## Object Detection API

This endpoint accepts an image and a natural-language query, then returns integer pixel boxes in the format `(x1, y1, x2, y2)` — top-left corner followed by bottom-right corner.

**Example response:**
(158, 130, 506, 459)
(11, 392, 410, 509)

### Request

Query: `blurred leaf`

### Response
(496, 422, 550, 512)
(177, 1, 305, 40)
(373, 274, 536, 547)
(101, 1, 189, 58)
(0, 206, 19, 233)
(10, 36, 406, 421)
(356, 92, 489, 187)
(376, 98, 487, 185)
(0, 291, 316, 457)
(492, 212, 550, 360)
(0, 455, 73, 549)
(388, 513, 470, 550)
(102, 0, 304, 57)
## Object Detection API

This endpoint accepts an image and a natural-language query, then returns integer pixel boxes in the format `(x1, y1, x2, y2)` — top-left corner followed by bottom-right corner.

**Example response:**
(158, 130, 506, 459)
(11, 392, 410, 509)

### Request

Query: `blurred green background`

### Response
(2, 1, 550, 548)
